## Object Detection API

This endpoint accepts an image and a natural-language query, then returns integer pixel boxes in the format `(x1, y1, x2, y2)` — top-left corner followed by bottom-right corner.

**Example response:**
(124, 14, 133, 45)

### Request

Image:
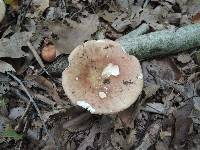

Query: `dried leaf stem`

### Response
(27, 41, 49, 75)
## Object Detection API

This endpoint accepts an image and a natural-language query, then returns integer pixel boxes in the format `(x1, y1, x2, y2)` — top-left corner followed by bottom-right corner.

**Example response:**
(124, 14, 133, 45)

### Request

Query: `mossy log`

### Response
(118, 23, 200, 60)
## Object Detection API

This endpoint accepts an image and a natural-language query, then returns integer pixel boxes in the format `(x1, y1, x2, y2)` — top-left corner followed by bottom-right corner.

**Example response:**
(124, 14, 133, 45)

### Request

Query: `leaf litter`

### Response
(0, 0, 200, 149)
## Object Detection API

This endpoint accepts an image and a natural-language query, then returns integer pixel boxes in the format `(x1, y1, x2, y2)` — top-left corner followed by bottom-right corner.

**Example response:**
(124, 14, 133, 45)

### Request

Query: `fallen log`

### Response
(117, 23, 200, 60)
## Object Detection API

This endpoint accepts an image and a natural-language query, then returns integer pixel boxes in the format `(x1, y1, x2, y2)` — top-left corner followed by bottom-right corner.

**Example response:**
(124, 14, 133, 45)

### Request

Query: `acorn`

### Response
(41, 44, 56, 62)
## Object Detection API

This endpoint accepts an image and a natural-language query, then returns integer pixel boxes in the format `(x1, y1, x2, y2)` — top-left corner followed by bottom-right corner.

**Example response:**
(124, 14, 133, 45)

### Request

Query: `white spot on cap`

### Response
(77, 101, 95, 113)
(104, 87, 108, 90)
(102, 63, 120, 78)
(137, 73, 143, 80)
(75, 77, 79, 80)
(99, 92, 107, 99)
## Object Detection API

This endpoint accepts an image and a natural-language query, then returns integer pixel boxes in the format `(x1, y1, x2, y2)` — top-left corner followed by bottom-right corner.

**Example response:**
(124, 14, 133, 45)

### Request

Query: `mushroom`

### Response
(0, 0, 5, 23)
(62, 40, 143, 114)
(41, 44, 56, 62)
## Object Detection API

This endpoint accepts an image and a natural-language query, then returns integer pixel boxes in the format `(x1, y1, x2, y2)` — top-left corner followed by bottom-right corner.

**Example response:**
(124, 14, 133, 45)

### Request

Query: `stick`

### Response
(118, 23, 200, 60)
(119, 23, 150, 42)
(27, 41, 49, 75)
(7, 72, 55, 144)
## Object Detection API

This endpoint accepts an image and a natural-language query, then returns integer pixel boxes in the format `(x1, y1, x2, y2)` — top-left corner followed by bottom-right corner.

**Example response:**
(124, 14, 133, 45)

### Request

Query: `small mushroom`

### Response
(0, 0, 5, 23)
(41, 44, 56, 62)
(62, 40, 143, 114)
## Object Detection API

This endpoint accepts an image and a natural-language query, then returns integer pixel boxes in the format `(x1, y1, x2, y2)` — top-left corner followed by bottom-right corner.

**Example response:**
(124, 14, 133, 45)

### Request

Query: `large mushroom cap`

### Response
(62, 40, 143, 114)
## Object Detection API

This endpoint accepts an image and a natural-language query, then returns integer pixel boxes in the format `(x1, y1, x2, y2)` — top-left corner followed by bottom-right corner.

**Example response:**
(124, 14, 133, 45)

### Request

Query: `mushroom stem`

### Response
(117, 23, 200, 60)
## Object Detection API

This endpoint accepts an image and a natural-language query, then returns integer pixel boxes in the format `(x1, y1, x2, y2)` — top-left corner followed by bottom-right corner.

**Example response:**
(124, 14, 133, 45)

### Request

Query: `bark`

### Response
(118, 23, 200, 60)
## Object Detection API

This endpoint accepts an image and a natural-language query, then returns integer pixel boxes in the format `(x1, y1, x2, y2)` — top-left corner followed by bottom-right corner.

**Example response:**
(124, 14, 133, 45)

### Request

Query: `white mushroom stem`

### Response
(0, 0, 5, 23)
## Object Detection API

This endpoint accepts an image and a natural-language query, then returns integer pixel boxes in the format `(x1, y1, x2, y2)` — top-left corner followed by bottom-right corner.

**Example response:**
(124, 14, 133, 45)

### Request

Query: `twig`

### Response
(33, 94, 56, 107)
(7, 72, 55, 145)
(16, 0, 33, 31)
(117, 23, 150, 42)
(15, 102, 32, 133)
(27, 41, 49, 75)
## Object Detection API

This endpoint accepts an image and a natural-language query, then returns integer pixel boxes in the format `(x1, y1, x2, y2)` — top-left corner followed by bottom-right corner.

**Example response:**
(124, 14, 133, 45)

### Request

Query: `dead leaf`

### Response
(49, 14, 99, 54)
(116, 0, 129, 10)
(8, 107, 25, 120)
(172, 101, 193, 148)
(0, 116, 10, 134)
(111, 131, 129, 149)
(26, 0, 49, 18)
(186, 0, 200, 17)
(192, 12, 200, 23)
(177, 54, 192, 64)
(0, 60, 15, 73)
(190, 97, 200, 124)
(42, 109, 66, 123)
(166, 13, 182, 25)
(193, 50, 200, 65)
(77, 124, 99, 150)
(143, 84, 160, 100)
(4, 0, 19, 10)
(0, 32, 32, 58)
(142, 103, 166, 114)
(24, 75, 64, 105)
(98, 10, 121, 23)
(0, 73, 11, 96)
(136, 120, 162, 150)
(63, 112, 92, 132)
(155, 140, 169, 150)
(117, 105, 135, 128)
(78, 116, 113, 150)
(111, 13, 131, 32)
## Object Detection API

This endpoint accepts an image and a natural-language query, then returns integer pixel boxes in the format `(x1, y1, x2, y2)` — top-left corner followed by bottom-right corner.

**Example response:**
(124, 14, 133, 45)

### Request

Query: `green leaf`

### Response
(0, 98, 7, 107)
(2, 127, 23, 140)
(4, 0, 13, 5)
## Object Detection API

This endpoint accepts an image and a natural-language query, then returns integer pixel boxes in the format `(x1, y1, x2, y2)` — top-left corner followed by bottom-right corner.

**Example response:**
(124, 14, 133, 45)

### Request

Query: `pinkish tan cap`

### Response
(62, 40, 143, 114)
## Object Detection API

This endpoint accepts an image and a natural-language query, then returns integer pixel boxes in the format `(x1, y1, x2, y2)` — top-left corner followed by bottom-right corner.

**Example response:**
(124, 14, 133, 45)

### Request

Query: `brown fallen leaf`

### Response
(143, 84, 160, 100)
(176, 54, 192, 64)
(0, 60, 15, 73)
(77, 116, 113, 150)
(24, 75, 64, 105)
(0, 74, 11, 97)
(116, 105, 136, 129)
(49, 14, 99, 54)
(98, 10, 121, 23)
(63, 112, 92, 132)
(172, 101, 193, 149)
(136, 120, 162, 150)
(111, 131, 129, 149)
(111, 13, 131, 32)
(192, 12, 200, 23)
(0, 32, 32, 58)
(4, 0, 19, 10)
(26, 0, 49, 18)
